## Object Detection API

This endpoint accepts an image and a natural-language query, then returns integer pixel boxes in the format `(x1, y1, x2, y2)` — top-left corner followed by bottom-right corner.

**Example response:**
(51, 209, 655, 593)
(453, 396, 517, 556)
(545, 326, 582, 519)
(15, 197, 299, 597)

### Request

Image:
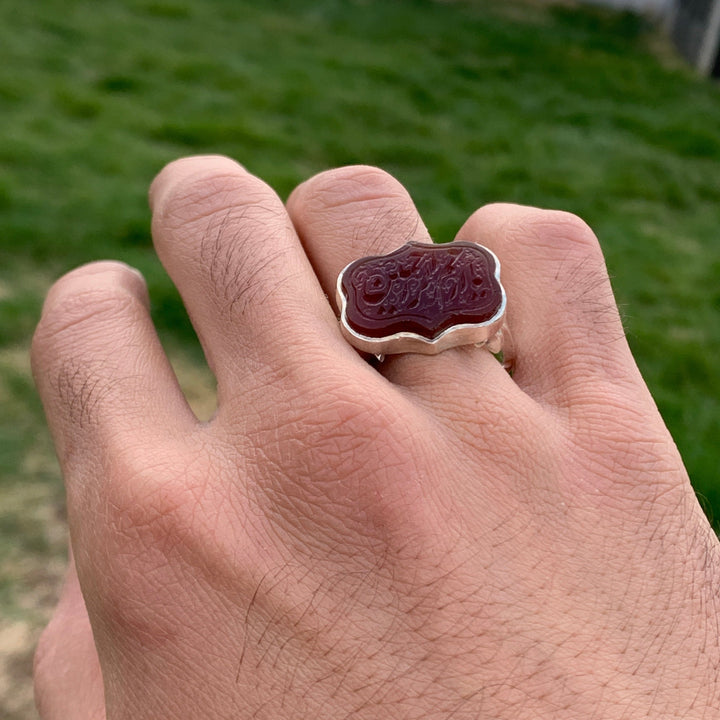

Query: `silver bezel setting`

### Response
(336, 242, 507, 356)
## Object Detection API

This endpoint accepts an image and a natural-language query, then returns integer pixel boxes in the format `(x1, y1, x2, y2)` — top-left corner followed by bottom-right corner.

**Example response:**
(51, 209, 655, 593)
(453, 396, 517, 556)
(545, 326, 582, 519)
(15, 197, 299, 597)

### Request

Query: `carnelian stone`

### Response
(341, 241, 503, 340)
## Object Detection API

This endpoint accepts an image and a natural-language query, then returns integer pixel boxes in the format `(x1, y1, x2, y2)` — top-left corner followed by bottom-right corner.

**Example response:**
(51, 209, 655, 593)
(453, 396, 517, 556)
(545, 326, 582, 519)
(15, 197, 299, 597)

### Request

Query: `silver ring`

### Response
(336, 241, 507, 359)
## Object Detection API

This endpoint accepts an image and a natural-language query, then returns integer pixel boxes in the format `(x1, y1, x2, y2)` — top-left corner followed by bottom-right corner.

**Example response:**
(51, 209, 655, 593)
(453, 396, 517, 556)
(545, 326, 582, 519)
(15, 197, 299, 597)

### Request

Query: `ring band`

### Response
(336, 240, 507, 357)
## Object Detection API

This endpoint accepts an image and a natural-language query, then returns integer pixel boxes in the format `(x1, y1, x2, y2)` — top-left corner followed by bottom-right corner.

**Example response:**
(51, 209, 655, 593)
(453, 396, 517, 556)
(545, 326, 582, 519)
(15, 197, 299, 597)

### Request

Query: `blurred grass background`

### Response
(1, 0, 719, 716)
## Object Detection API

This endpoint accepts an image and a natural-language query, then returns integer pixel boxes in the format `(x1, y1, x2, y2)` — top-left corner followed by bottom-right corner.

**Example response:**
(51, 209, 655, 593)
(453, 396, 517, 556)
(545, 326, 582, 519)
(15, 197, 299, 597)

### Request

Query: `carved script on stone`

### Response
(339, 241, 504, 341)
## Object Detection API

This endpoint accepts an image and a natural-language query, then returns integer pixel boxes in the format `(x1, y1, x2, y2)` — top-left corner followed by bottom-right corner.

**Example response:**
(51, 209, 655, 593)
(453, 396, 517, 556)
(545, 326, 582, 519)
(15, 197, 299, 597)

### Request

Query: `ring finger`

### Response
(286, 165, 520, 409)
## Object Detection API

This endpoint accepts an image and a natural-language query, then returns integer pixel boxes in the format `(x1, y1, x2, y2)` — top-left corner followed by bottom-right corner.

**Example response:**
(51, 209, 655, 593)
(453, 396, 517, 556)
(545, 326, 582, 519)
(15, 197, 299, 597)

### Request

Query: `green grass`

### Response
(2, 0, 720, 679)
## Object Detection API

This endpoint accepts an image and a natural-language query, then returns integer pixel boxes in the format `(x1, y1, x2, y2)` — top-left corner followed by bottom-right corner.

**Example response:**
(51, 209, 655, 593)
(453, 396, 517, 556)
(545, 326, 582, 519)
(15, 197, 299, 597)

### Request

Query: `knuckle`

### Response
(152, 157, 276, 232)
(468, 204, 601, 258)
(102, 438, 228, 546)
(528, 209, 600, 253)
(33, 266, 145, 361)
(464, 202, 527, 234)
(33, 286, 139, 357)
(257, 380, 404, 480)
(303, 164, 411, 211)
(83, 442, 257, 629)
(251, 378, 432, 550)
(300, 374, 405, 444)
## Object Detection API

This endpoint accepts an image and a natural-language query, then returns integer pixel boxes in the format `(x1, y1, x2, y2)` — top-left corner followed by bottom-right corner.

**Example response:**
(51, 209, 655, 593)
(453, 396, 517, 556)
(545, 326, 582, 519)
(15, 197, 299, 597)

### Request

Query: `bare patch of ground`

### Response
(170, 352, 217, 422)
(0, 621, 40, 720)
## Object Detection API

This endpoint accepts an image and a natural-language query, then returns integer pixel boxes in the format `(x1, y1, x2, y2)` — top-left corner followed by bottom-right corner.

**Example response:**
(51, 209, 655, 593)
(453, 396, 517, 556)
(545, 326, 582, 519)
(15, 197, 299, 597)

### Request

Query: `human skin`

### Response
(32, 156, 720, 719)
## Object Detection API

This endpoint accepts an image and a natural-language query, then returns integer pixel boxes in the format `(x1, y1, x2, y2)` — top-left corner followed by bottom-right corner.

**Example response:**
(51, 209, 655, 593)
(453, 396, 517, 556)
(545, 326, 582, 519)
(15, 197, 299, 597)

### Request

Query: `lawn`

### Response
(1, 1, 719, 716)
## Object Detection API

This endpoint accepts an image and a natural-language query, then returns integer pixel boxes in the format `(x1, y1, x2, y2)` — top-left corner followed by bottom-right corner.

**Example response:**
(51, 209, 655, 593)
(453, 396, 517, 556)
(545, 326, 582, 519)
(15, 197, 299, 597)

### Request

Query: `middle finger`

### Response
(149, 155, 350, 407)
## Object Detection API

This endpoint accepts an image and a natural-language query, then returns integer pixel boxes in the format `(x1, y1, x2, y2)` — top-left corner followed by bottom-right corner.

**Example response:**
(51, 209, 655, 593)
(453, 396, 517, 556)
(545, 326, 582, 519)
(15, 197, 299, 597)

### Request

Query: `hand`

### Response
(32, 157, 720, 719)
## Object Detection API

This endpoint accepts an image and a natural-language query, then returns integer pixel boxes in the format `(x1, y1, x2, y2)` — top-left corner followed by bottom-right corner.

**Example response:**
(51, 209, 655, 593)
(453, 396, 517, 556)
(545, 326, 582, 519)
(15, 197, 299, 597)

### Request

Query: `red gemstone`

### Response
(340, 241, 503, 341)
